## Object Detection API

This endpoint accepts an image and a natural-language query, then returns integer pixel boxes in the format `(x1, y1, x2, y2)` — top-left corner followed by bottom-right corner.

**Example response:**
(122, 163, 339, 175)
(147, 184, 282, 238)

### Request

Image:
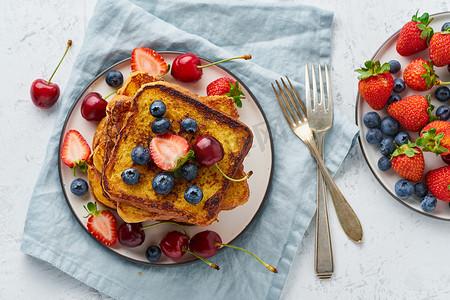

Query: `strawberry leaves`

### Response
(416, 127, 449, 155)
(355, 60, 390, 80)
(412, 10, 434, 42)
(226, 81, 245, 108)
(391, 141, 419, 158)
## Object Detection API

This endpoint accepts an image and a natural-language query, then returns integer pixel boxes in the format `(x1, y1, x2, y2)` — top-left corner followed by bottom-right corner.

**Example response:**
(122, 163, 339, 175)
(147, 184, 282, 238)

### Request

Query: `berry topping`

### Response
(184, 185, 203, 204)
(150, 134, 190, 171)
(395, 179, 414, 199)
(206, 77, 245, 108)
(387, 93, 401, 106)
(393, 78, 406, 93)
(84, 202, 117, 246)
(159, 231, 188, 260)
(131, 47, 168, 76)
(80, 92, 108, 121)
(131, 145, 151, 166)
(379, 137, 396, 157)
(363, 111, 381, 128)
(152, 172, 175, 195)
(149, 100, 166, 117)
(121, 168, 140, 185)
(151, 117, 171, 135)
(193, 135, 224, 167)
(394, 132, 411, 146)
(377, 156, 391, 171)
(435, 86, 450, 102)
(181, 118, 198, 134)
(436, 105, 450, 121)
(396, 11, 433, 56)
(145, 246, 162, 262)
(421, 195, 437, 212)
(426, 166, 450, 202)
(389, 60, 401, 74)
(414, 182, 429, 198)
(118, 222, 145, 248)
(366, 128, 383, 144)
(70, 178, 88, 196)
(60, 130, 91, 176)
(180, 163, 198, 181)
(380, 116, 399, 137)
(105, 70, 123, 88)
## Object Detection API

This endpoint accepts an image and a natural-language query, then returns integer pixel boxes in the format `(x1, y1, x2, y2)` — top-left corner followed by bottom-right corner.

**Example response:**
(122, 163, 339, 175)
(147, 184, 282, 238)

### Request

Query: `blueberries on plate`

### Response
(70, 178, 88, 196)
(145, 245, 162, 262)
(366, 128, 383, 144)
(414, 182, 428, 198)
(184, 185, 203, 204)
(363, 111, 381, 128)
(379, 137, 396, 156)
(387, 93, 401, 106)
(152, 172, 175, 195)
(150, 100, 167, 117)
(436, 105, 450, 121)
(394, 132, 410, 146)
(389, 60, 401, 74)
(442, 21, 450, 31)
(421, 195, 437, 213)
(151, 117, 171, 135)
(121, 168, 140, 185)
(393, 78, 406, 93)
(181, 118, 198, 134)
(380, 116, 399, 137)
(377, 156, 391, 171)
(394, 179, 414, 200)
(105, 70, 124, 88)
(180, 163, 198, 181)
(435, 86, 450, 102)
(131, 145, 151, 166)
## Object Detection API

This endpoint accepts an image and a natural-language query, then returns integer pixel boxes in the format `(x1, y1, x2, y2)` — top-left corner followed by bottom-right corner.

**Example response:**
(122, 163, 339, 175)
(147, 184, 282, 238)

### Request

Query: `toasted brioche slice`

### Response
(117, 72, 163, 97)
(102, 81, 253, 226)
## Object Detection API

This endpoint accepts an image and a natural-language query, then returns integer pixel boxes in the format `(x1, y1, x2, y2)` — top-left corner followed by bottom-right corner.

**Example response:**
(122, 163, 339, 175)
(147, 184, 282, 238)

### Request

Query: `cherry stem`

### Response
(141, 221, 190, 239)
(214, 163, 253, 182)
(216, 243, 278, 273)
(48, 40, 72, 84)
(183, 247, 220, 270)
(103, 90, 118, 100)
(198, 54, 252, 69)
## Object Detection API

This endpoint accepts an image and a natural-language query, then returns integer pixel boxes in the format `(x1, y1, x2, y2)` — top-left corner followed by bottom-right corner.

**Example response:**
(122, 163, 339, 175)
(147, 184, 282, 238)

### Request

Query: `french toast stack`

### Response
(87, 72, 253, 226)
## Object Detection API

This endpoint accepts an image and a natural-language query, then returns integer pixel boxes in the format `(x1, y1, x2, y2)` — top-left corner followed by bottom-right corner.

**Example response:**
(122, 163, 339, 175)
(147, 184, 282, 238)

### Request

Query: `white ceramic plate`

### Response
(58, 51, 273, 264)
(356, 12, 450, 220)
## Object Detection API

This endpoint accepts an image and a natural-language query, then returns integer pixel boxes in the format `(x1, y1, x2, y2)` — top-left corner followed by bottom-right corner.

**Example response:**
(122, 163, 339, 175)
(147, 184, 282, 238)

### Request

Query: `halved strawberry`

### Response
(84, 202, 117, 246)
(150, 134, 191, 171)
(206, 77, 245, 108)
(60, 130, 91, 176)
(131, 47, 168, 76)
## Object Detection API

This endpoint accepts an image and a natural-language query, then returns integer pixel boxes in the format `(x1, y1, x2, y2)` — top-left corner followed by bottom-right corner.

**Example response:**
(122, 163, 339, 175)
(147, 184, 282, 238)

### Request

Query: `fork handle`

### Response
(306, 136, 363, 244)
(314, 132, 334, 279)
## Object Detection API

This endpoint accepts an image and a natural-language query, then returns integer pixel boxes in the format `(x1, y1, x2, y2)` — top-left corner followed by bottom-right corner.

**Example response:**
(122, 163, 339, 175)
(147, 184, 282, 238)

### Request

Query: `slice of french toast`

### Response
(101, 81, 253, 226)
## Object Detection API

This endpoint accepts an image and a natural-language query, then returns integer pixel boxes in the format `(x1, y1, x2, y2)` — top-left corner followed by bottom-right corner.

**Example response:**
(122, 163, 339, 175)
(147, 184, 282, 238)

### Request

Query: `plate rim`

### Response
(58, 50, 275, 265)
(355, 11, 450, 221)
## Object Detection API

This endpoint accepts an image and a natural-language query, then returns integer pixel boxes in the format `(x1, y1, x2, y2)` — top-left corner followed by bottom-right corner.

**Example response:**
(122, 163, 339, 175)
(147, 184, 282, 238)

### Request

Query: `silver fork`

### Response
(305, 63, 334, 279)
(271, 75, 363, 245)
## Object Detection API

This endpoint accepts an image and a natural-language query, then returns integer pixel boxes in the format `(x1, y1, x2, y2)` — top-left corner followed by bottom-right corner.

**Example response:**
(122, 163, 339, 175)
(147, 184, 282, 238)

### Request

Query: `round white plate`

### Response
(356, 12, 450, 220)
(58, 51, 273, 264)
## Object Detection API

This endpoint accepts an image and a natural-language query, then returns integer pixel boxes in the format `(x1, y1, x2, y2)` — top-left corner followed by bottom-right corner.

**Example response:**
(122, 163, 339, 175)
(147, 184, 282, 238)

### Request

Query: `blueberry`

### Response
(152, 172, 174, 195)
(70, 178, 88, 196)
(436, 105, 450, 121)
(181, 118, 198, 134)
(151, 117, 171, 135)
(366, 128, 383, 144)
(180, 163, 198, 181)
(105, 70, 124, 88)
(394, 132, 410, 146)
(414, 182, 428, 198)
(184, 185, 203, 204)
(393, 78, 406, 93)
(389, 60, 401, 74)
(363, 112, 381, 128)
(435, 86, 450, 102)
(380, 116, 399, 137)
(394, 179, 414, 200)
(377, 156, 392, 171)
(150, 100, 166, 117)
(121, 168, 140, 185)
(145, 245, 162, 262)
(387, 94, 401, 106)
(131, 145, 151, 166)
(442, 22, 450, 31)
(421, 195, 437, 213)
(379, 137, 396, 156)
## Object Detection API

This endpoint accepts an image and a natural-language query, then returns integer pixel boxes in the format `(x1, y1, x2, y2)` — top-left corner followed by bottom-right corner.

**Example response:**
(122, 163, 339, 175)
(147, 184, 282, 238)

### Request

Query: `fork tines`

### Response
(271, 77, 308, 126)
(305, 63, 332, 113)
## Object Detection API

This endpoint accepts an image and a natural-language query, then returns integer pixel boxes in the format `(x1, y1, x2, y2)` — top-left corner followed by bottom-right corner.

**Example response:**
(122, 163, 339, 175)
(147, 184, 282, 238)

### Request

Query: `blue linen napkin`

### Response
(21, 0, 359, 299)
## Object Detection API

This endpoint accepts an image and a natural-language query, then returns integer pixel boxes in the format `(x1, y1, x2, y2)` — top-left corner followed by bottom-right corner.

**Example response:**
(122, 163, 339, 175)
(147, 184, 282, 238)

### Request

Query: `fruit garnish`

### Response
(396, 11, 433, 57)
(70, 178, 88, 196)
(206, 77, 245, 108)
(84, 202, 117, 246)
(131, 47, 168, 76)
(171, 53, 251, 83)
(149, 134, 191, 171)
(387, 94, 436, 132)
(105, 70, 124, 88)
(189, 230, 278, 273)
(60, 130, 91, 176)
(425, 166, 450, 202)
(355, 60, 394, 110)
(429, 27, 450, 67)
(390, 141, 425, 182)
(30, 40, 72, 109)
(403, 59, 441, 91)
(416, 121, 450, 155)
(81, 90, 116, 121)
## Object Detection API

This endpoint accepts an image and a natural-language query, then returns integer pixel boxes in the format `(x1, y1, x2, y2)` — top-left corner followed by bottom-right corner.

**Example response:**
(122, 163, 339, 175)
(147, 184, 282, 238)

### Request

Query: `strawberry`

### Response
(403, 59, 438, 91)
(131, 47, 168, 76)
(429, 28, 450, 67)
(396, 11, 433, 56)
(206, 77, 245, 108)
(60, 130, 91, 176)
(84, 202, 117, 246)
(150, 134, 192, 171)
(425, 166, 450, 202)
(355, 60, 394, 110)
(416, 121, 450, 155)
(390, 141, 425, 182)
(387, 94, 435, 132)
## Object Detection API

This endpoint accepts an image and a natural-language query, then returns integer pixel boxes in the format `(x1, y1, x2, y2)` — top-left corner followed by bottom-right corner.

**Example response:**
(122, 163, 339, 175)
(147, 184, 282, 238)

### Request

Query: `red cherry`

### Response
(81, 92, 108, 121)
(30, 40, 72, 109)
(442, 154, 450, 165)
(159, 231, 188, 259)
(189, 230, 222, 259)
(117, 223, 145, 248)
(193, 135, 224, 167)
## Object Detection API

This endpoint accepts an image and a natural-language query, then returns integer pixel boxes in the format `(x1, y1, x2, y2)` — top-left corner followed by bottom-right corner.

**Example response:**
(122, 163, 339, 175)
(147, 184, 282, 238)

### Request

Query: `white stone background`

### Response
(2, 0, 450, 299)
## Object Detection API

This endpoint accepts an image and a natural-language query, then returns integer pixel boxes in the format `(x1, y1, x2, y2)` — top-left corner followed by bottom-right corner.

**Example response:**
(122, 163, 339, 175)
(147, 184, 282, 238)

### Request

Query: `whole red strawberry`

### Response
(355, 60, 394, 110)
(387, 94, 434, 132)
(84, 202, 117, 246)
(425, 166, 450, 202)
(429, 28, 450, 67)
(417, 120, 450, 156)
(403, 59, 437, 91)
(206, 77, 245, 108)
(396, 11, 433, 56)
(390, 141, 425, 182)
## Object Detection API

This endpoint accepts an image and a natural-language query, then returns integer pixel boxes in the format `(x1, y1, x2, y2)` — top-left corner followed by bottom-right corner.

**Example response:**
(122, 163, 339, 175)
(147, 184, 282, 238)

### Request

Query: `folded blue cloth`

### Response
(21, 1, 358, 299)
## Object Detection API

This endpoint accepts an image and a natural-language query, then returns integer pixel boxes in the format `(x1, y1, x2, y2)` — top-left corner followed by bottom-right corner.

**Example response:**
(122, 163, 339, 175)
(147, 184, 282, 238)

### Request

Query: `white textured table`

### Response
(2, 1, 449, 299)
